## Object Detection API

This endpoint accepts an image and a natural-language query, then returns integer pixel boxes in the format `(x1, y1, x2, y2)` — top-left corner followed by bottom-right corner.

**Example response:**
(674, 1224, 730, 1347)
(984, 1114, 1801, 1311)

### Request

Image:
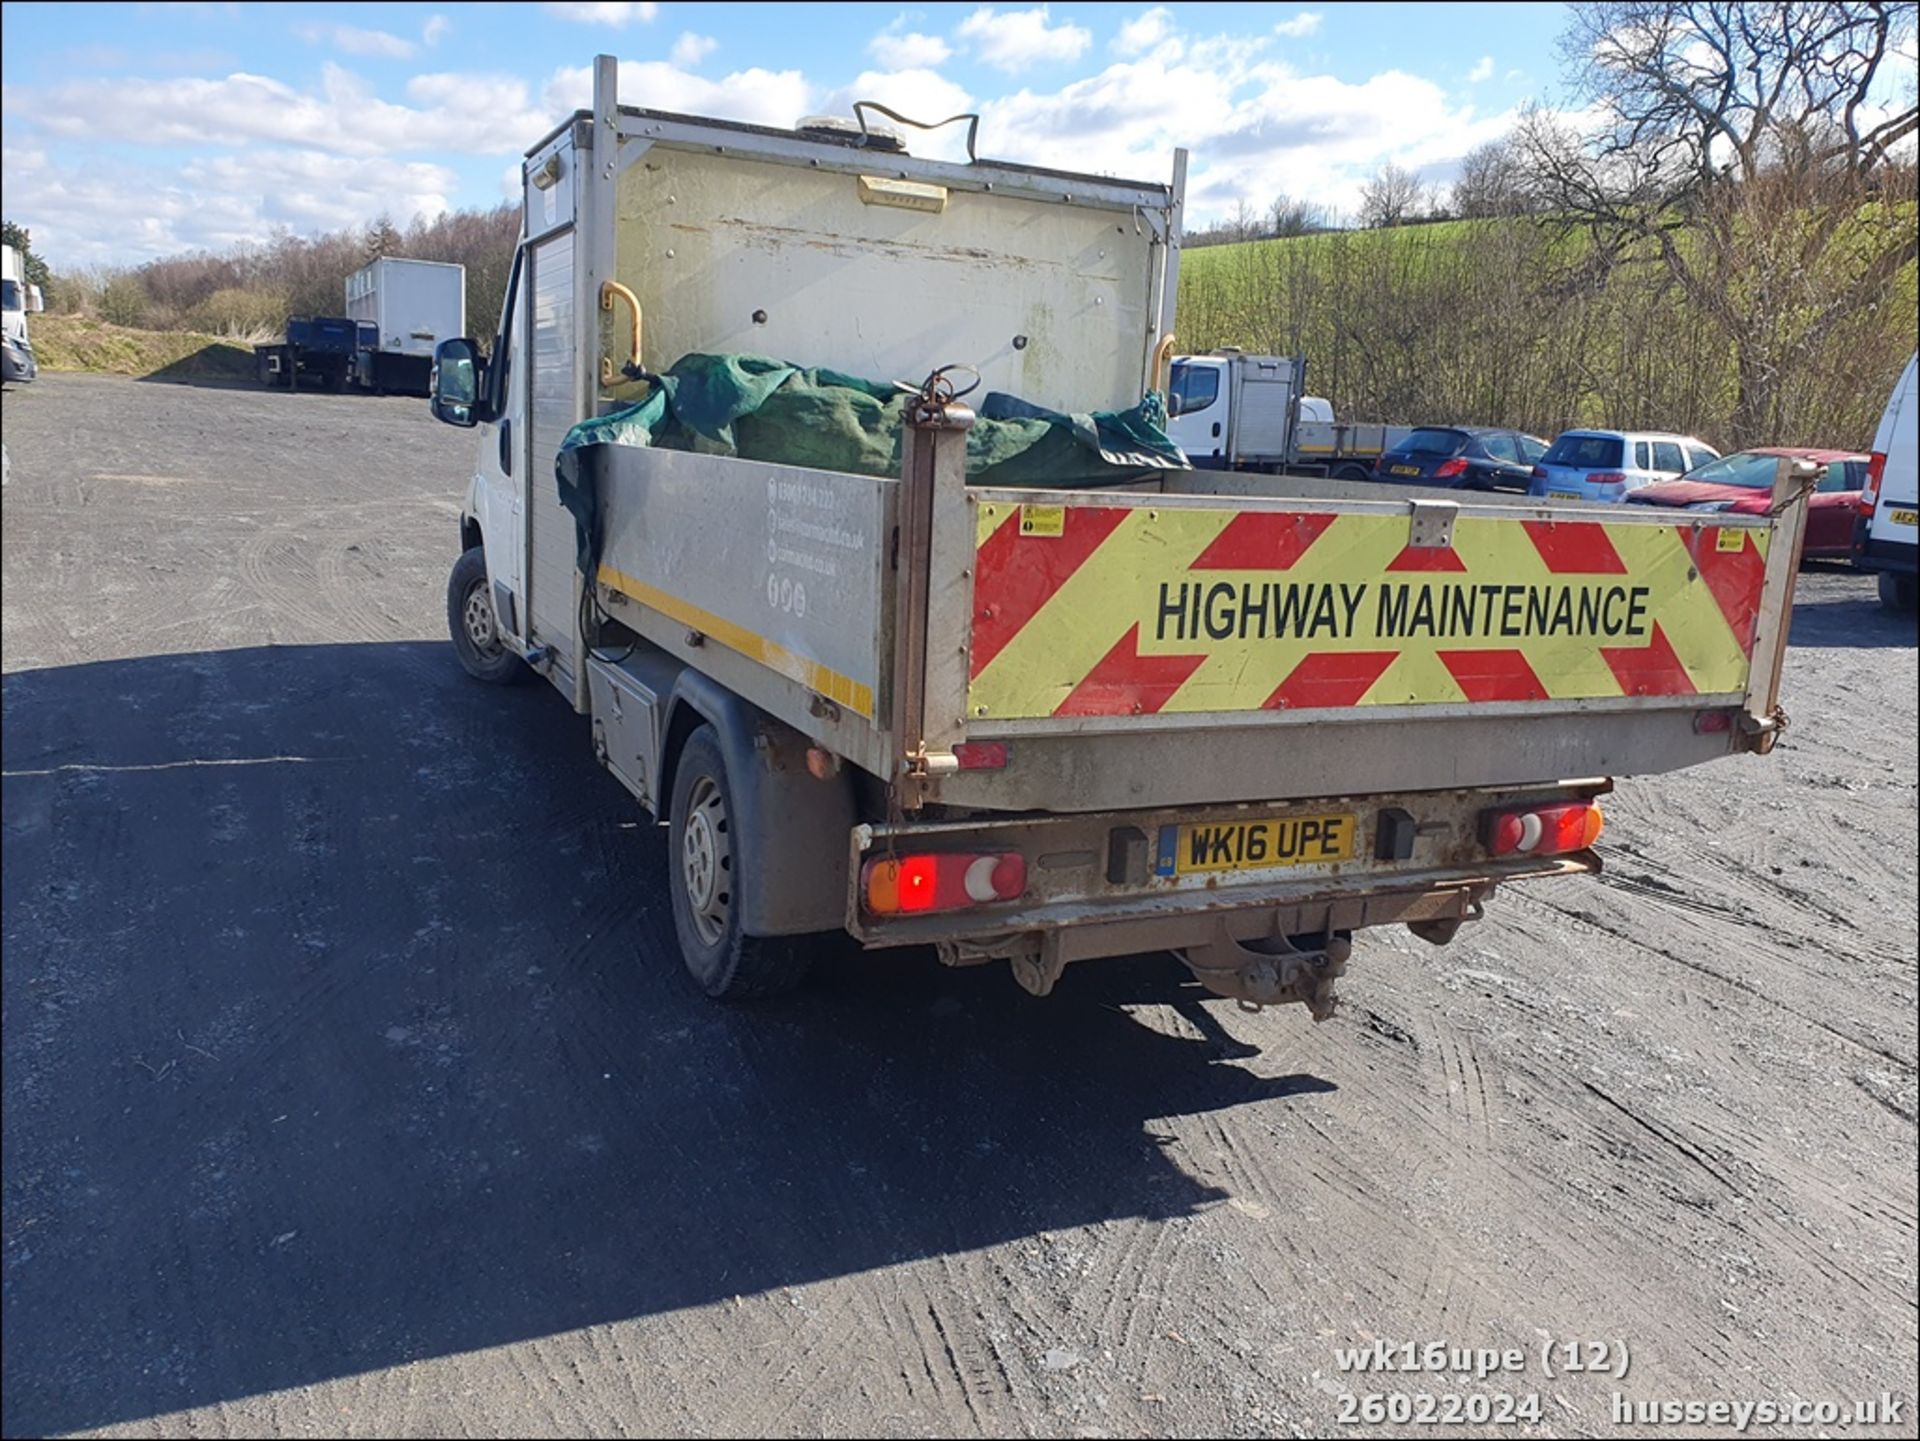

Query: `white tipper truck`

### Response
(1166, 350, 1409, 479)
(425, 57, 1813, 1019)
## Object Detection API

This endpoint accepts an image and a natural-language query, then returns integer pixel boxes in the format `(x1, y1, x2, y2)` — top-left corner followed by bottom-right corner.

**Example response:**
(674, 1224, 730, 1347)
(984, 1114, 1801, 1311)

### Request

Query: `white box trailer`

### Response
(344, 257, 465, 395)
(421, 56, 1813, 1020)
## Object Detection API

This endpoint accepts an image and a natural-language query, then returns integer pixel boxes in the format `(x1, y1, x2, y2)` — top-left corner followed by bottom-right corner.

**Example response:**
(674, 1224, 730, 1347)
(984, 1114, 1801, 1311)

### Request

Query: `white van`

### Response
(1855, 352, 1918, 611)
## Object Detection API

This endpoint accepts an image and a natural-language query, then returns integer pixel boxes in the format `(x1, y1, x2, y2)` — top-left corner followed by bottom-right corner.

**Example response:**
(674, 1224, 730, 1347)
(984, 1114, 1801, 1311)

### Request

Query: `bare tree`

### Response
(363, 215, 404, 264)
(1267, 193, 1333, 237)
(1517, 0, 1920, 444)
(1451, 139, 1528, 218)
(1358, 163, 1426, 228)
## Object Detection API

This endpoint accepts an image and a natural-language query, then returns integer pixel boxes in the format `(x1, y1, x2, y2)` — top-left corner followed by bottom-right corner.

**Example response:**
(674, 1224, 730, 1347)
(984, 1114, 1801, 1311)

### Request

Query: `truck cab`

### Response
(2, 243, 40, 385)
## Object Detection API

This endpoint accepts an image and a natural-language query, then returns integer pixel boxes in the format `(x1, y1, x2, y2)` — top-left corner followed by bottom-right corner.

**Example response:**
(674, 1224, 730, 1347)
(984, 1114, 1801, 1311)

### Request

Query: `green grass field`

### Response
(28, 315, 256, 383)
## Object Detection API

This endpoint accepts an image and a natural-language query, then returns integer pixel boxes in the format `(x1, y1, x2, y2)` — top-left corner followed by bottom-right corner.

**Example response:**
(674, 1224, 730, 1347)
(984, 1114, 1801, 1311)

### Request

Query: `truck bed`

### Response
(587, 447, 1800, 814)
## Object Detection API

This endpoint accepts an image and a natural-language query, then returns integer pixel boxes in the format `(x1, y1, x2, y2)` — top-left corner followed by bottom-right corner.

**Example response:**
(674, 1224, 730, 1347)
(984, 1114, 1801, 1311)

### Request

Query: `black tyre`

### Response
(446, 546, 530, 684)
(1879, 571, 1918, 612)
(1333, 463, 1373, 482)
(667, 725, 815, 1001)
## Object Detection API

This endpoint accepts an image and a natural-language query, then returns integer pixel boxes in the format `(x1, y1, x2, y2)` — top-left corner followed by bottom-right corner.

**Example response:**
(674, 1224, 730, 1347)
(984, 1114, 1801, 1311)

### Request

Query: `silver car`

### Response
(1528, 429, 1719, 503)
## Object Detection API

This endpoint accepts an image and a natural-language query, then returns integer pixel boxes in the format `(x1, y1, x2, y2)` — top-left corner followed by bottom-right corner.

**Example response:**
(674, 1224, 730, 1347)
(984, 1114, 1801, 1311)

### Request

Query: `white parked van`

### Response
(1854, 352, 1918, 611)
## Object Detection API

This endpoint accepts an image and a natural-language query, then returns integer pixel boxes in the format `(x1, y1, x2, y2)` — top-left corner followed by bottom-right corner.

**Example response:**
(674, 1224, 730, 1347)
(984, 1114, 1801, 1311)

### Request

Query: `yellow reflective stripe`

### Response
(597, 564, 875, 719)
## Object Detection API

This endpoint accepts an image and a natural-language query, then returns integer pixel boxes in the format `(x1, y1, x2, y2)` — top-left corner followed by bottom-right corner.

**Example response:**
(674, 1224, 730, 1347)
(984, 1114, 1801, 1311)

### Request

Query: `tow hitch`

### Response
(1178, 928, 1353, 1021)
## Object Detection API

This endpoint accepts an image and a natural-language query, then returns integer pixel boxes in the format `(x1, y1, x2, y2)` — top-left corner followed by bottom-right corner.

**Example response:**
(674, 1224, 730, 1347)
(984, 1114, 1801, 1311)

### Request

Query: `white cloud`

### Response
(422, 14, 452, 47)
(543, 2, 658, 25)
(957, 7, 1092, 73)
(870, 28, 953, 70)
(299, 24, 416, 60)
(1, 141, 457, 266)
(670, 32, 718, 67)
(543, 60, 811, 130)
(1467, 55, 1494, 84)
(6, 64, 551, 159)
(1273, 12, 1323, 39)
(971, 52, 1518, 228)
(1113, 8, 1175, 58)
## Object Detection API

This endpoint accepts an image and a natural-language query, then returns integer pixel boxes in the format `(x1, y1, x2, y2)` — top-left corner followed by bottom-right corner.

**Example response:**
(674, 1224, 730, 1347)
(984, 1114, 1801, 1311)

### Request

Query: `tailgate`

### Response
(960, 490, 1797, 731)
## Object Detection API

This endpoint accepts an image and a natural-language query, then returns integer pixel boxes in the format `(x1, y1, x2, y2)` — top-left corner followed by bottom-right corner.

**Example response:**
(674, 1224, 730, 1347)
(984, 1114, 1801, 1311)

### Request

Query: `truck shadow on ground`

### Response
(1, 641, 1334, 1437)
(1789, 564, 1916, 647)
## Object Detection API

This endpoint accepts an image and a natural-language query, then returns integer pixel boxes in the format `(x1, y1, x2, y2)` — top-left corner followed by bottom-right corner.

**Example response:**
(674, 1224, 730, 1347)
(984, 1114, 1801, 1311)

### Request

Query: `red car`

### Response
(1626, 447, 1871, 560)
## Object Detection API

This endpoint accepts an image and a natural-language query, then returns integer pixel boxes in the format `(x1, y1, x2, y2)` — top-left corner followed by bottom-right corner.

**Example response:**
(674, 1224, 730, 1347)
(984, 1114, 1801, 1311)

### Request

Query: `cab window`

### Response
(1170, 363, 1219, 416)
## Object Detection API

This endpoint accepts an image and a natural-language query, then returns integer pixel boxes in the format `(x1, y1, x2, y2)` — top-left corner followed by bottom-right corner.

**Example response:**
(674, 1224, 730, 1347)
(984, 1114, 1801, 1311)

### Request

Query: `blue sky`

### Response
(1, 1, 1574, 268)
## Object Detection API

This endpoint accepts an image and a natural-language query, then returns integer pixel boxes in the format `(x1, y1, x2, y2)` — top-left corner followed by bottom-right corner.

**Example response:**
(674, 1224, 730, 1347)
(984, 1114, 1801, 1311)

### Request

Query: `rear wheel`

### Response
(1878, 571, 1918, 612)
(446, 546, 530, 684)
(1333, 463, 1373, 482)
(667, 725, 815, 1001)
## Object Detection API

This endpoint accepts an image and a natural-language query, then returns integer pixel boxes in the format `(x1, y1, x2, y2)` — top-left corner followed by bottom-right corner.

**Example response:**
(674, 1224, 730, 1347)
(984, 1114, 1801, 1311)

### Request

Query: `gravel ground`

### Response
(3, 372, 1916, 1439)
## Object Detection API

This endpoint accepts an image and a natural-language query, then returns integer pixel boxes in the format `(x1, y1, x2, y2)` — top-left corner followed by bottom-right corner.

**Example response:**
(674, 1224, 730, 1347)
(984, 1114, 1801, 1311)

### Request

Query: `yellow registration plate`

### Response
(1890, 508, 1918, 526)
(1160, 812, 1358, 876)
(1390, 464, 1421, 476)
(1549, 490, 1580, 501)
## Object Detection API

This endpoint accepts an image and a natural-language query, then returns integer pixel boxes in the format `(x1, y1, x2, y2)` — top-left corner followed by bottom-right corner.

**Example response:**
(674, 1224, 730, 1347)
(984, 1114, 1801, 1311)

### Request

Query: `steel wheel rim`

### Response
(463, 584, 502, 657)
(681, 776, 731, 947)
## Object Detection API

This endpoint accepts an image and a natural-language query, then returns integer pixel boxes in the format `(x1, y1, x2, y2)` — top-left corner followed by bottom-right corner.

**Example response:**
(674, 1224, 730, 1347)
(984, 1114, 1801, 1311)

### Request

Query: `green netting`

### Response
(557, 351, 1187, 576)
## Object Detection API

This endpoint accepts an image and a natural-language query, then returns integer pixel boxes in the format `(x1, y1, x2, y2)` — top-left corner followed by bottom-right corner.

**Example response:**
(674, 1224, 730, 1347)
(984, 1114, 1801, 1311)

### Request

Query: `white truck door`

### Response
(1167, 357, 1229, 467)
(474, 253, 527, 639)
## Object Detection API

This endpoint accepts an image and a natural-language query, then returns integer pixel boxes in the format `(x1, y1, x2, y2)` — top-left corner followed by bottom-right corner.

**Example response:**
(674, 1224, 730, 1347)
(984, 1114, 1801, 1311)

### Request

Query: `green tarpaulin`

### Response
(557, 351, 1187, 577)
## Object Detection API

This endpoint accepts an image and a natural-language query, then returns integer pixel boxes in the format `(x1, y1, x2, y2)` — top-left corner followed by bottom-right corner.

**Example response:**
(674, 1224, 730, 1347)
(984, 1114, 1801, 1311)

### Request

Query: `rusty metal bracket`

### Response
(891, 367, 977, 810)
(1178, 927, 1353, 1021)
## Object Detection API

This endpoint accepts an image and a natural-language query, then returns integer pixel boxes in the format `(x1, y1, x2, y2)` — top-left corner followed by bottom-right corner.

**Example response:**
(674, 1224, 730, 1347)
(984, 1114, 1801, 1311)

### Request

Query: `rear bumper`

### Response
(1529, 476, 1626, 503)
(1853, 519, 1918, 574)
(847, 783, 1607, 964)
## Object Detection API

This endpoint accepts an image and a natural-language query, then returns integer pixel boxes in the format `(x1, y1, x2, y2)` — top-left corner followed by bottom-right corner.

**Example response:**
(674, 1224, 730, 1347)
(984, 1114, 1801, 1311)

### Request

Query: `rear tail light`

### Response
(1587, 471, 1626, 487)
(1434, 457, 1468, 479)
(1481, 801, 1604, 858)
(1531, 465, 1547, 479)
(952, 741, 1009, 771)
(1858, 452, 1886, 516)
(863, 852, 1027, 915)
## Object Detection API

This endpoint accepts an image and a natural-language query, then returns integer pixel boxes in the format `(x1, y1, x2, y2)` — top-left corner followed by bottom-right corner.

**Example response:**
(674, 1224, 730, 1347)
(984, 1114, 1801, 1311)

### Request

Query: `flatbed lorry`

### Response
(425, 57, 1811, 1018)
(257, 258, 463, 396)
(1167, 350, 1411, 479)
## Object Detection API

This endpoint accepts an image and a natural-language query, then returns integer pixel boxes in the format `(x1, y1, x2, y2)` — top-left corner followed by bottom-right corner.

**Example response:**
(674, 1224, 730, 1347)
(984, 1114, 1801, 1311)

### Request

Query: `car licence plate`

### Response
(1890, 508, 1918, 526)
(1160, 812, 1358, 876)
(1549, 490, 1580, 501)
(1390, 464, 1421, 476)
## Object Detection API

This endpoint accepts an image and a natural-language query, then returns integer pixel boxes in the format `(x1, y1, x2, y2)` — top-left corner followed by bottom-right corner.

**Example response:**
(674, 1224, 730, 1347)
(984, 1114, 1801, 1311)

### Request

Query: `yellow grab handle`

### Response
(1152, 333, 1176, 401)
(598, 280, 643, 386)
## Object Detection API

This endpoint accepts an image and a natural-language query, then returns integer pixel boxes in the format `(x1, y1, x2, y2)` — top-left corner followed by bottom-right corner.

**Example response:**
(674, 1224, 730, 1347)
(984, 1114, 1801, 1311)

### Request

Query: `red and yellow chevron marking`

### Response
(967, 502, 1769, 720)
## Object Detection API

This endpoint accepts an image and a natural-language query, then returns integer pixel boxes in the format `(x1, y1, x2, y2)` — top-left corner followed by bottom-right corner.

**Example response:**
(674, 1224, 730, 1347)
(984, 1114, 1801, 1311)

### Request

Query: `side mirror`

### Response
(26, 285, 45, 314)
(1165, 392, 1183, 418)
(430, 337, 489, 428)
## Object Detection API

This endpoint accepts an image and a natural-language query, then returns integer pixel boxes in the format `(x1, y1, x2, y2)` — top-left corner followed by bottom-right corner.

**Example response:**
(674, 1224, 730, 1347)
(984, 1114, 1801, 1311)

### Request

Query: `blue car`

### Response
(1372, 427, 1548, 491)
